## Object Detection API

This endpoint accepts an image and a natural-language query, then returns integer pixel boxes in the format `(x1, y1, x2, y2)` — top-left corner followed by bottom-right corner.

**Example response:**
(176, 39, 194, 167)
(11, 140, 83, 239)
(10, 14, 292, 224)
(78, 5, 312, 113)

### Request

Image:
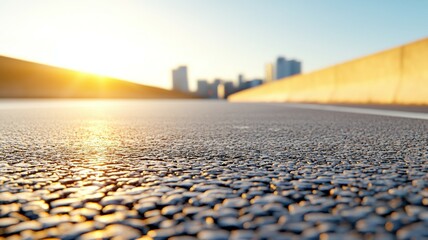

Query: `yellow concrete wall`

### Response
(395, 39, 428, 104)
(228, 38, 428, 105)
(332, 47, 401, 104)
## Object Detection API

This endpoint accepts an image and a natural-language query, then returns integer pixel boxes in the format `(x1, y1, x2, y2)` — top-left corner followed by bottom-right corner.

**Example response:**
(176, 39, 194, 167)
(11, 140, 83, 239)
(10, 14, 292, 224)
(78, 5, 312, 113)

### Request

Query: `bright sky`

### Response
(0, 0, 427, 91)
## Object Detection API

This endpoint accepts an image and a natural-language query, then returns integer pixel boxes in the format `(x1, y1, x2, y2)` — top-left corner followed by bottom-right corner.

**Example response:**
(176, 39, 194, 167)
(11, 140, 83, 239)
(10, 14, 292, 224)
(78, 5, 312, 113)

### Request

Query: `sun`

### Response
(48, 29, 173, 88)
(51, 32, 132, 75)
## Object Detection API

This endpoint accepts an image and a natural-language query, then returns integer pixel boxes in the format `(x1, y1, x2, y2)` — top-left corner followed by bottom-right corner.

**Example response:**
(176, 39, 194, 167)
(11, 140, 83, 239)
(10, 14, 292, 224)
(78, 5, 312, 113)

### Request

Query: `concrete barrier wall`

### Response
(228, 38, 428, 105)
(396, 39, 428, 104)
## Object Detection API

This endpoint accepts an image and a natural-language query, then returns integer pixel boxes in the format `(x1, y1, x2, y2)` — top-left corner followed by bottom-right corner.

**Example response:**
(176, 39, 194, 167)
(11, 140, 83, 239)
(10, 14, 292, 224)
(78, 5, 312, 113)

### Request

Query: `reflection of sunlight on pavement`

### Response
(84, 120, 113, 155)
(72, 102, 122, 178)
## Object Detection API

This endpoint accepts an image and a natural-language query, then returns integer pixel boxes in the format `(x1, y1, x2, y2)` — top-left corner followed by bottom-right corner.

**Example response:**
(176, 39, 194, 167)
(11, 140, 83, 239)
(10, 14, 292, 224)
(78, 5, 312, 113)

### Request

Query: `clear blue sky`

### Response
(0, 0, 427, 90)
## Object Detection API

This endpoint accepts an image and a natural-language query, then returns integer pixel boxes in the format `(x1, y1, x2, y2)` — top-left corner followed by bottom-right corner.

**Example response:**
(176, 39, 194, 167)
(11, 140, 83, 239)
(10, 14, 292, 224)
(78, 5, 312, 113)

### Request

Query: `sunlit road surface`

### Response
(0, 100, 427, 240)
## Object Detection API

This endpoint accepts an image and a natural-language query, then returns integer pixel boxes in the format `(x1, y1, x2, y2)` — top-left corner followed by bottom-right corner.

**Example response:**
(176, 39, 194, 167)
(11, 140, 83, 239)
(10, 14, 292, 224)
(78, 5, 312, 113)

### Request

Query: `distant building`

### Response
(196, 80, 209, 97)
(217, 84, 225, 99)
(238, 74, 245, 89)
(197, 75, 264, 99)
(265, 63, 274, 83)
(223, 81, 235, 98)
(289, 60, 302, 76)
(275, 57, 290, 80)
(215, 81, 235, 99)
(213, 79, 222, 86)
(245, 79, 263, 89)
(172, 66, 189, 92)
(207, 80, 220, 99)
(275, 57, 301, 80)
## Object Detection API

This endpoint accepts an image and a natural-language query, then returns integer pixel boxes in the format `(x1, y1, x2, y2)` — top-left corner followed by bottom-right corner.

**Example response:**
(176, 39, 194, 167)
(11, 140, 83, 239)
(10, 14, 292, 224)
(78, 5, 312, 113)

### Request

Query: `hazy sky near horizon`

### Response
(0, 0, 427, 91)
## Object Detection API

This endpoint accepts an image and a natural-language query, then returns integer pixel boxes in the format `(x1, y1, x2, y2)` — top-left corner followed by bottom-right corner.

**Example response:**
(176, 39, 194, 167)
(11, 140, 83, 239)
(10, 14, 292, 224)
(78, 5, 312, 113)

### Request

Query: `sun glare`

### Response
(51, 32, 132, 75)
(0, 1, 185, 88)
(80, 103, 118, 162)
(49, 29, 172, 86)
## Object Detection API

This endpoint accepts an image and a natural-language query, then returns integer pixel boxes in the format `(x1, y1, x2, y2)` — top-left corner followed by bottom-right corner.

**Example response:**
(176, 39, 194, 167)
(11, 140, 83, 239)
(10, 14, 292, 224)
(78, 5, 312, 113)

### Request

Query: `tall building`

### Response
(208, 80, 220, 99)
(238, 74, 245, 89)
(217, 84, 225, 99)
(275, 57, 301, 80)
(289, 60, 302, 75)
(172, 66, 189, 92)
(196, 80, 209, 97)
(223, 81, 235, 98)
(275, 57, 290, 80)
(265, 63, 274, 83)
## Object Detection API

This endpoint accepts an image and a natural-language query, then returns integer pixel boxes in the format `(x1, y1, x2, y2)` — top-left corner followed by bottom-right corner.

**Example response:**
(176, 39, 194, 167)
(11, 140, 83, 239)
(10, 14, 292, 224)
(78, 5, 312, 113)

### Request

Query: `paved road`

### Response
(0, 100, 427, 240)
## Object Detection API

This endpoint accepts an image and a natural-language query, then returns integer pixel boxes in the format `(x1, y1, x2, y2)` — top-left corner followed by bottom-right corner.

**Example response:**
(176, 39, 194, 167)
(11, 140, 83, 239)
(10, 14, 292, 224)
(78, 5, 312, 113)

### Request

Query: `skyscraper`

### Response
(275, 57, 301, 80)
(223, 81, 235, 98)
(265, 63, 274, 83)
(275, 57, 290, 80)
(238, 74, 245, 89)
(208, 80, 221, 99)
(172, 66, 189, 92)
(196, 80, 209, 97)
(289, 60, 302, 76)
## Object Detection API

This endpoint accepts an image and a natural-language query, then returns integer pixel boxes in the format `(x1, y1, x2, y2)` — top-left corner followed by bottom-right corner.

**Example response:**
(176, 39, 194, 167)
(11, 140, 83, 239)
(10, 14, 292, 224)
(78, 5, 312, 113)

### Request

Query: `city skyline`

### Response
(193, 54, 302, 99)
(0, 0, 427, 91)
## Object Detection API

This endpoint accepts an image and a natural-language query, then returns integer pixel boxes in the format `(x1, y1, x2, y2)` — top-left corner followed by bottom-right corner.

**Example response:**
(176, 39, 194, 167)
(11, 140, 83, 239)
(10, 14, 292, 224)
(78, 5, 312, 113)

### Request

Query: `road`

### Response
(0, 100, 427, 240)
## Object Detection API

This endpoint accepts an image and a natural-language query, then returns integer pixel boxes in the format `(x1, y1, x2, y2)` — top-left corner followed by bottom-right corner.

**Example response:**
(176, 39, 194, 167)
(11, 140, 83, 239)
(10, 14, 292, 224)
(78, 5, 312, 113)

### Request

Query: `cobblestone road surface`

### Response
(0, 100, 427, 240)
